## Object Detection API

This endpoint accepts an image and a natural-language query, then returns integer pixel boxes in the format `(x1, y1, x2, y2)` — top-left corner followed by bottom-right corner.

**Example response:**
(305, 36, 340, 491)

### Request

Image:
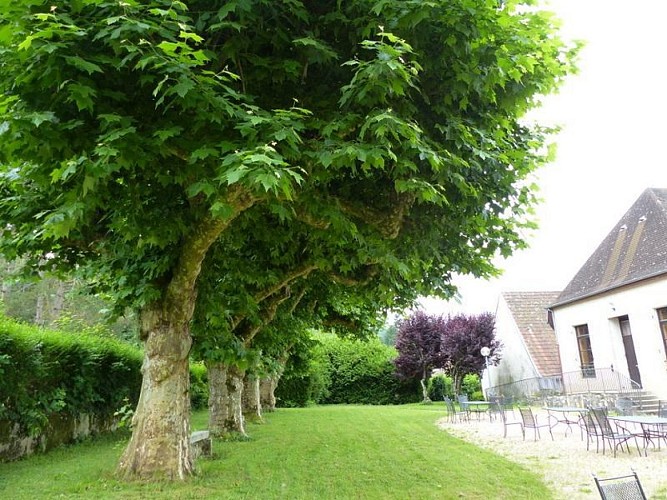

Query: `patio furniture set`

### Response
(443, 396, 667, 458)
(443, 397, 665, 498)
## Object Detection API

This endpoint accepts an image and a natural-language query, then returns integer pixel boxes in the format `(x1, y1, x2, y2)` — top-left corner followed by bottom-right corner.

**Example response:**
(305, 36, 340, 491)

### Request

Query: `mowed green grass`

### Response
(0, 405, 552, 499)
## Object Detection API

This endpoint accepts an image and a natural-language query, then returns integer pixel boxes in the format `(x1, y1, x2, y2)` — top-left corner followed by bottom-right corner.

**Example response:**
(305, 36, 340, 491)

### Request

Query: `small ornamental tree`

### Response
(440, 313, 501, 396)
(393, 311, 447, 402)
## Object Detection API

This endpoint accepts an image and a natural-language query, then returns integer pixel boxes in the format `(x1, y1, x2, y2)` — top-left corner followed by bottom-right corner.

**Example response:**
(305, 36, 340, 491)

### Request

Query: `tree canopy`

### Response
(441, 312, 501, 394)
(393, 311, 501, 399)
(0, 0, 578, 480)
(394, 311, 447, 401)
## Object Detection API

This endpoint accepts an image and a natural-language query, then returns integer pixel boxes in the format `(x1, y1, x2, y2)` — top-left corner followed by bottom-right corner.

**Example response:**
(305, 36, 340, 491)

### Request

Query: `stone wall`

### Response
(0, 412, 119, 461)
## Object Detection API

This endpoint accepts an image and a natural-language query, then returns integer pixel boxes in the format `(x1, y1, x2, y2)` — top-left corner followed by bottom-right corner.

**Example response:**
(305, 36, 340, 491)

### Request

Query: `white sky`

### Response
(421, 0, 667, 316)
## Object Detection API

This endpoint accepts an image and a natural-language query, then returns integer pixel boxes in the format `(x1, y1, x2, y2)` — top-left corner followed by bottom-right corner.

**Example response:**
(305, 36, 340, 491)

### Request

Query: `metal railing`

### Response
(487, 367, 642, 408)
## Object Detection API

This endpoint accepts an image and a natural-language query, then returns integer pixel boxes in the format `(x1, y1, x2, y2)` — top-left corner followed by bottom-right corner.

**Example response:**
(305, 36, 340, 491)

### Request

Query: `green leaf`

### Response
(66, 83, 96, 112)
(26, 112, 57, 127)
(190, 147, 219, 162)
(221, 165, 248, 185)
(82, 175, 96, 196)
(210, 201, 235, 220)
(64, 56, 104, 75)
(172, 77, 195, 98)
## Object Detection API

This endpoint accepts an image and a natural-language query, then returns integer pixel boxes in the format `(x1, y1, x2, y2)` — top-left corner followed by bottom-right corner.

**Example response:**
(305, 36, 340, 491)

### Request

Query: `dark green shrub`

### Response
(0, 317, 142, 436)
(189, 362, 208, 410)
(275, 340, 330, 407)
(427, 374, 454, 401)
(461, 373, 482, 399)
(276, 332, 421, 408)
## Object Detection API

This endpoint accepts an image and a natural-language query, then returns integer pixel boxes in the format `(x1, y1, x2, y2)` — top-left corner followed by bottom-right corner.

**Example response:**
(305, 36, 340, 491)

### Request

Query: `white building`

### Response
(549, 188, 667, 402)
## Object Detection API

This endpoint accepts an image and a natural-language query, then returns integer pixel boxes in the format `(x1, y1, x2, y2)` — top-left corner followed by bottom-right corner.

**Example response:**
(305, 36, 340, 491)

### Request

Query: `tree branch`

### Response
(337, 193, 415, 239)
(254, 263, 318, 303)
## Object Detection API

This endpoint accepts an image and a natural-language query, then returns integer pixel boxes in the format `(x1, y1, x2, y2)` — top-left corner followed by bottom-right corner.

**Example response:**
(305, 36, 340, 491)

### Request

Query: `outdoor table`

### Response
(607, 415, 667, 456)
(545, 406, 587, 438)
(466, 401, 492, 420)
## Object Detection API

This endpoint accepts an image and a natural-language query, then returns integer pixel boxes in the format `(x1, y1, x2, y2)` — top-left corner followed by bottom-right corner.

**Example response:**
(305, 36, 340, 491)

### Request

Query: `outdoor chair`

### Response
(494, 402, 524, 438)
(457, 394, 471, 421)
(658, 400, 667, 418)
(444, 397, 468, 423)
(500, 395, 515, 416)
(579, 411, 603, 453)
(488, 396, 502, 422)
(518, 407, 553, 441)
(592, 470, 647, 500)
(615, 397, 634, 416)
(589, 407, 641, 457)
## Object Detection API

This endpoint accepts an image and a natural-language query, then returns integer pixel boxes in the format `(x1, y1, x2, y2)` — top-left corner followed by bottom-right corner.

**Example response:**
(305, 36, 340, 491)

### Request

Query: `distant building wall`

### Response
(489, 297, 540, 391)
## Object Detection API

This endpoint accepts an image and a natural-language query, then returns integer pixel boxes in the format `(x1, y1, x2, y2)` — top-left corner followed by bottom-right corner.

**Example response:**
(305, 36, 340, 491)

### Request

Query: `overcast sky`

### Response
(421, 0, 667, 316)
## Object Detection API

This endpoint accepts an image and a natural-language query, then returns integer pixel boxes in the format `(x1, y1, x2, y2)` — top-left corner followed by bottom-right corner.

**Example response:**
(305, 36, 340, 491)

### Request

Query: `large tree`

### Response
(0, 0, 577, 480)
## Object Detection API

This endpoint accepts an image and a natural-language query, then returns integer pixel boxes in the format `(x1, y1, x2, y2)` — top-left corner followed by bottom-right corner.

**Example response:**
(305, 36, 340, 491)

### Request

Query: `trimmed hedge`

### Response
(276, 333, 420, 407)
(0, 316, 207, 438)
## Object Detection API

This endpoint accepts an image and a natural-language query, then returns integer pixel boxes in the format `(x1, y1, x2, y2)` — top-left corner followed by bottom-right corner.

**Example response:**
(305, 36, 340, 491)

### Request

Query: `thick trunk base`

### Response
(208, 362, 246, 437)
(116, 312, 193, 481)
(259, 376, 278, 412)
(242, 374, 262, 422)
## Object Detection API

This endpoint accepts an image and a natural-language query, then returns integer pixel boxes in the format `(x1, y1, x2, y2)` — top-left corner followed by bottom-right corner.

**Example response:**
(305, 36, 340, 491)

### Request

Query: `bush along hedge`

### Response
(0, 316, 208, 460)
(276, 332, 420, 407)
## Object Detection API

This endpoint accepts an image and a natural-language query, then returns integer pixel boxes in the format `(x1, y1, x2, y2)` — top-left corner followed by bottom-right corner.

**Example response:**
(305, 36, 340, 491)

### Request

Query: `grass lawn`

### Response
(0, 404, 552, 499)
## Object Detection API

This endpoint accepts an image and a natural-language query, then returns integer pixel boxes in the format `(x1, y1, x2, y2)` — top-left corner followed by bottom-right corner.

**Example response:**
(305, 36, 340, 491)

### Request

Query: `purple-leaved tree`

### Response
(441, 313, 501, 396)
(394, 311, 447, 402)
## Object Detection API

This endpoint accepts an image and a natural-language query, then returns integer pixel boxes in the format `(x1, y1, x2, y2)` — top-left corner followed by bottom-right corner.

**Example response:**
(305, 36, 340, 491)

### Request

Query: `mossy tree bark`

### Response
(116, 303, 194, 480)
(208, 362, 246, 437)
(242, 373, 262, 422)
(259, 376, 277, 412)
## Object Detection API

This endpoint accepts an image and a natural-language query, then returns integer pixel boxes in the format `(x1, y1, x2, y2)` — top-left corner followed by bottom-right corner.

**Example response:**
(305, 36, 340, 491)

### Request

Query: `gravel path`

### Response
(437, 410, 667, 499)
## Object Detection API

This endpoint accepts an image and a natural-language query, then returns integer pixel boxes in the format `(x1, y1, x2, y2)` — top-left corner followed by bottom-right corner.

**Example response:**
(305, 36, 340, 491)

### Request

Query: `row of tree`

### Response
(0, 0, 578, 481)
(393, 311, 500, 401)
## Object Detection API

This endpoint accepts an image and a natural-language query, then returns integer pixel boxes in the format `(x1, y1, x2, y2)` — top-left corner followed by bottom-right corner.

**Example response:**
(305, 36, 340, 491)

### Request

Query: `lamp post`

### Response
(480, 346, 491, 399)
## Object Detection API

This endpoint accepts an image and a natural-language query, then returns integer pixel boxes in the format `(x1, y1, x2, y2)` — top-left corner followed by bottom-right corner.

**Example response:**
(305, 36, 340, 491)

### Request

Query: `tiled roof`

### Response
(553, 188, 667, 307)
(501, 291, 562, 377)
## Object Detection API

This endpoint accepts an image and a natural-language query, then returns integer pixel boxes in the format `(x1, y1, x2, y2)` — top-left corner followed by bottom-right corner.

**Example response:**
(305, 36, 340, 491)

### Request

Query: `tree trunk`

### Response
(50, 279, 66, 320)
(259, 376, 277, 412)
(116, 305, 193, 480)
(420, 378, 431, 403)
(208, 362, 246, 437)
(242, 373, 262, 422)
(34, 291, 45, 326)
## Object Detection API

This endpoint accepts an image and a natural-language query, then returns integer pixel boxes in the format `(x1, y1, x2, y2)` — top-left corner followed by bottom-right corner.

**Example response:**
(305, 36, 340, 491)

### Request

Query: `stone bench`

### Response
(190, 430, 212, 459)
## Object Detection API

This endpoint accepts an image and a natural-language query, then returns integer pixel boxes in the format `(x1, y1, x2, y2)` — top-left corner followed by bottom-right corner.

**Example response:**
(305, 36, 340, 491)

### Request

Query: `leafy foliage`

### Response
(427, 373, 454, 401)
(0, 316, 142, 436)
(394, 311, 500, 398)
(394, 311, 447, 382)
(0, 316, 208, 437)
(276, 332, 419, 407)
(441, 312, 501, 394)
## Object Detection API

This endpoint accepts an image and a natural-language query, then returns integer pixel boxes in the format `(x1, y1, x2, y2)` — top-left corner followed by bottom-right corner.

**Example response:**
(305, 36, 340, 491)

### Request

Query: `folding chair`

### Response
(518, 407, 553, 441)
(589, 407, 640, 457)
(495, 402, 524, 438)
(580, 411, 603, 453)
(457, 394, 471, 421)
(592, 470, 646, 500)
